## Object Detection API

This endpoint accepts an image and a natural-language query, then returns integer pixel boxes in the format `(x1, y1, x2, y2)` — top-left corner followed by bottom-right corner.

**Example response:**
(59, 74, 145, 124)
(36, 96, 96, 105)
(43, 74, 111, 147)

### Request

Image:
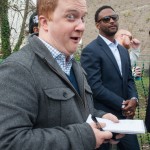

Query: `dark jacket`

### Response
(81, 36, 138, 118)
(0, 35, 106, 150)
(145, 65, 150, 132)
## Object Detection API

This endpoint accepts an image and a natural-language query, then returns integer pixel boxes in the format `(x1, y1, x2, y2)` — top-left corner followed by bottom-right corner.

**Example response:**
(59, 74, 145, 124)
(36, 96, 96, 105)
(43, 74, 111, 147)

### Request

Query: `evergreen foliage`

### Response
(0, 0, 11, 59)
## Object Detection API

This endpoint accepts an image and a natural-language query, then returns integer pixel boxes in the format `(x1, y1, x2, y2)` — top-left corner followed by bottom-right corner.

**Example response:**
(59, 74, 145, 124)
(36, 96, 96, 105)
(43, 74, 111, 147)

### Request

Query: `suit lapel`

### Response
(118, 45, 126, 78)
(97, 36, 122, 77)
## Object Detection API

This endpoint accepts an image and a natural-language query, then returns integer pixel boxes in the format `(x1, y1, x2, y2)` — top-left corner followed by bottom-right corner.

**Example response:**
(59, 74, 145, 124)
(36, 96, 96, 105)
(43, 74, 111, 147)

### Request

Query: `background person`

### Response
(0, 0, 123, 149)
(29, 11, 39, 34)
(115, 29, 142, 78)
(81, 5, 140, 150)
(145, 68, 150, 132)
(145, 25, 150, 132)
(22, 12, 39, 46)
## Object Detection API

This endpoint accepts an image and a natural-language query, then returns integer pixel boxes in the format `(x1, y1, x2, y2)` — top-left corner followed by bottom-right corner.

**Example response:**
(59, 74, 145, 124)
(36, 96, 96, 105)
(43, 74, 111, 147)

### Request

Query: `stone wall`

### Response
(82, 0, 150, 68)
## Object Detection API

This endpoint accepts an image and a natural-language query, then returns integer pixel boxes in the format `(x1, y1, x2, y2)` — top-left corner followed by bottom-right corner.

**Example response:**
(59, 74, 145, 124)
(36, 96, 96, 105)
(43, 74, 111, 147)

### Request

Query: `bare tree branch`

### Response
(13, 0, 30, 52)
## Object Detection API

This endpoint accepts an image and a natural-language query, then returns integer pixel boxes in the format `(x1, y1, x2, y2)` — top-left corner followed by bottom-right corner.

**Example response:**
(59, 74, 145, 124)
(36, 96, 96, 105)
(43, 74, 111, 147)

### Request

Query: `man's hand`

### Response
(131, 38, 141, 49)
(89, 113, 125, 148)
(135, 66, 142, 77)
(122, 99, 138, 118)
(102, 113, 124, 143)
(102, 113, 119, 123)
(132, 66, 142, 77)
(109, 134, 125, 144)
(89, 123, 112, 149)
(89, 122, 124, 148)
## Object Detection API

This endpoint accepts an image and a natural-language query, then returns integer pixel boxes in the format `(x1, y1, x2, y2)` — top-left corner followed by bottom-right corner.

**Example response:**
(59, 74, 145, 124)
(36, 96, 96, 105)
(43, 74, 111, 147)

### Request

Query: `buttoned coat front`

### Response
(0, 35, 106, 150)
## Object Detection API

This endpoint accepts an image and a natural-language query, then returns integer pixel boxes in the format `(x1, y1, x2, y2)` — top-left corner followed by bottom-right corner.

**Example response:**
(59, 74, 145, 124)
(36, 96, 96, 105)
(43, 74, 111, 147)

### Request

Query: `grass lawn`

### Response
(134, 74, 150, 149)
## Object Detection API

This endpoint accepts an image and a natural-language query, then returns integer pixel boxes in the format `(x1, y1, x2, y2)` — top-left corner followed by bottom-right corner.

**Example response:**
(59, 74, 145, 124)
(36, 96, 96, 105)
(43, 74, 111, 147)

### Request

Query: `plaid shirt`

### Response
(39, 38, 73, 75)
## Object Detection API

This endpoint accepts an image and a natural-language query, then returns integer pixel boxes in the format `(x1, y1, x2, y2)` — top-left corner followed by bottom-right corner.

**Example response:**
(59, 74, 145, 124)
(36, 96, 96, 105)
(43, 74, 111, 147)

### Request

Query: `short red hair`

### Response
(37, 0, 58, 20)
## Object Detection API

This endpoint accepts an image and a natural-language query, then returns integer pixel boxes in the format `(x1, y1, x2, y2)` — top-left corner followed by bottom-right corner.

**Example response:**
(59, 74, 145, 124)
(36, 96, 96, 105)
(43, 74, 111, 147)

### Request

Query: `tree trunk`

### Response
(0, 0, 11, 59)
(13, 0, 30, 52)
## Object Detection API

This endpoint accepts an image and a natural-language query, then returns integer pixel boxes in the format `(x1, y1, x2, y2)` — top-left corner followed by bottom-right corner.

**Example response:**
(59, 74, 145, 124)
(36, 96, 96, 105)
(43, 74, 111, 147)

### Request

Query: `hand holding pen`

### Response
(91, 115, 104, 131)
(92, 115, 119, 141)
(89, 113, 124, 149)
(89, 120, 112, 149)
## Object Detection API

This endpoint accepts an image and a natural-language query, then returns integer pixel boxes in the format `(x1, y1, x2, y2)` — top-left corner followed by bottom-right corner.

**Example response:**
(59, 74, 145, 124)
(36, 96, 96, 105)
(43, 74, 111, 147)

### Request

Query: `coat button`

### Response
(63, 92, 67, 98)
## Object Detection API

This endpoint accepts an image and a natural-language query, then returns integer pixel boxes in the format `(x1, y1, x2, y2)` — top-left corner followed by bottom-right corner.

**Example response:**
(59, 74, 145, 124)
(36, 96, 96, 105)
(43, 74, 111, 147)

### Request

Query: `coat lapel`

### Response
(30, 35, 82, 98)
(44, 57, 87, 118)
(117, 45, 126, 77)
(117, 45, 126, 78)
(29, 35, 87, 120)
(97, 36, 122, 78)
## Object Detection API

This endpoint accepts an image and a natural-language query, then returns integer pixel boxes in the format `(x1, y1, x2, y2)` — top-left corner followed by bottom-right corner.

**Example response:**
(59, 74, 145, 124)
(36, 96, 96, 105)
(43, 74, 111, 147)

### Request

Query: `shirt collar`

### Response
(38, 37, 74, 61)
(99, 34, 118, 47)
(38, 37, 74, 75)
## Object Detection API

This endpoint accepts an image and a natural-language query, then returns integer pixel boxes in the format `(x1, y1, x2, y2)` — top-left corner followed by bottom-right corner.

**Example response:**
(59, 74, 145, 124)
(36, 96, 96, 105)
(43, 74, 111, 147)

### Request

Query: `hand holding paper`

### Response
(87, 114, 145, 134)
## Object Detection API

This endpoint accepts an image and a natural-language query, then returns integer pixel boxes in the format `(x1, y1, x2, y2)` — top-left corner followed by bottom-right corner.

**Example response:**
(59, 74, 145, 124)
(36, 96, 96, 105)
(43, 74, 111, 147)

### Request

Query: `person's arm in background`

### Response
(130, 38, 142, 77)
(122, 48, 138, 119)
(130, 38, 141, 67)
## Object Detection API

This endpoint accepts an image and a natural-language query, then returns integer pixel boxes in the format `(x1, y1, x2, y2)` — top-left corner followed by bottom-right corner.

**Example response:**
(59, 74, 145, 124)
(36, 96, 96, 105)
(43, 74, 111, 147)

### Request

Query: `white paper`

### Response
(86, 114, 145, 134)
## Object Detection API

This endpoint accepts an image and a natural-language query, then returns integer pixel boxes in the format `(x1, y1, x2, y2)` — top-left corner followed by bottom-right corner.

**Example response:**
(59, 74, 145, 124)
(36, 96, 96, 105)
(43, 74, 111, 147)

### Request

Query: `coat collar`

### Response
(28, 35, 86, 106)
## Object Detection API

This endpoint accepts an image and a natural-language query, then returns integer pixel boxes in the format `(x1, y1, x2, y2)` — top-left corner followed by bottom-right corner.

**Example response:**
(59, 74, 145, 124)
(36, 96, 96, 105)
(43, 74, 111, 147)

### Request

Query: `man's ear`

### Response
(39, 15, 49, 31)
(95, 22, 100, 29)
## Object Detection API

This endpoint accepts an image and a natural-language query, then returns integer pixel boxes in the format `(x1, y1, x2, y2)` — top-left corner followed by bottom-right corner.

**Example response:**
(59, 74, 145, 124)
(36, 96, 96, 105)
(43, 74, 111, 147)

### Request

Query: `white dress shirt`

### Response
(100, 35, 122, 75)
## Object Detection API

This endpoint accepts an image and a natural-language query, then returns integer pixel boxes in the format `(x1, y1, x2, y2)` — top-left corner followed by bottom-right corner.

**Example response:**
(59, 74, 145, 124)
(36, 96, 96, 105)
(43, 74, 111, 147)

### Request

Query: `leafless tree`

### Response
(0, 0, 36, 58)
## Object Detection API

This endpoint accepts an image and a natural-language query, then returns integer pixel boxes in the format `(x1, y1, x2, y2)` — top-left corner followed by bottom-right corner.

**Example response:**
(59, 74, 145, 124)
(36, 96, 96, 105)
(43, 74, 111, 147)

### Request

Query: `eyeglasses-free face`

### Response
(97, 14, 119, 23)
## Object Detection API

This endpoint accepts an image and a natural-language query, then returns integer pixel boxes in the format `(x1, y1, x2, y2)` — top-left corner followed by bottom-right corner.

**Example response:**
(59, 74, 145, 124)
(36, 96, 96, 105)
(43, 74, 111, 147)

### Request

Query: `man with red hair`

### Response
(0, 0, 122, 149)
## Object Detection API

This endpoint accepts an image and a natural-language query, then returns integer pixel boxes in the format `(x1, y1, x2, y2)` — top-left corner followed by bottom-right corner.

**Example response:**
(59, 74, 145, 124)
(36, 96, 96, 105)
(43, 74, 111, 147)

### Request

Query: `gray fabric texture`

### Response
(0, 35, 106, 150)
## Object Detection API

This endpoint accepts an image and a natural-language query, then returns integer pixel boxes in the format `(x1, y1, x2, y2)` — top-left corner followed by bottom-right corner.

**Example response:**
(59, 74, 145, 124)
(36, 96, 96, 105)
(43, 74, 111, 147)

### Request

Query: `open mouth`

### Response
(71, 37, 80, 42)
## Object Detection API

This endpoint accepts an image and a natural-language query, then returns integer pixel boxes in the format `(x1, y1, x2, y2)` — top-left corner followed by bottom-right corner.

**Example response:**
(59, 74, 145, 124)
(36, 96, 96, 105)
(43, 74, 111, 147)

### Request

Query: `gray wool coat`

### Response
(0, 35, 106, 150)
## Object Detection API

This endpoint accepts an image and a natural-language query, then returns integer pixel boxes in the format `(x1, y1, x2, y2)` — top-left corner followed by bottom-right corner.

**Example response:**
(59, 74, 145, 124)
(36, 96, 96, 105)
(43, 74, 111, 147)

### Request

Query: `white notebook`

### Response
(86, 114, 146, 134)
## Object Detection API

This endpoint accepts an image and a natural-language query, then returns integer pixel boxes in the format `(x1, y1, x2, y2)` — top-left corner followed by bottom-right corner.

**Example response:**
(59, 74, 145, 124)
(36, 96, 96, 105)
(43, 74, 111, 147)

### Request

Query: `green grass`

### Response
(134, 74, 150, 149)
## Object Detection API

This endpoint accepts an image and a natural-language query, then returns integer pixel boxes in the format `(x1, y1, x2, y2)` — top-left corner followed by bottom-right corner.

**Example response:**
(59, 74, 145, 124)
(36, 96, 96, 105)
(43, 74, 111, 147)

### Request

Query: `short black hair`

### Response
(29, 12, 38, 34)
(95, 5, 114, 22)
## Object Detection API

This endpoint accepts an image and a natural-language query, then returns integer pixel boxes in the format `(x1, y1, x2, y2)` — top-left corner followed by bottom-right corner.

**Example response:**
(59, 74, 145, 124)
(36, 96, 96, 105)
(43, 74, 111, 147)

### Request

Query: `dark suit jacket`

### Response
(81, 36, 138, 118)
(145, 65, 150, 132)
(145, 89, 150, 132)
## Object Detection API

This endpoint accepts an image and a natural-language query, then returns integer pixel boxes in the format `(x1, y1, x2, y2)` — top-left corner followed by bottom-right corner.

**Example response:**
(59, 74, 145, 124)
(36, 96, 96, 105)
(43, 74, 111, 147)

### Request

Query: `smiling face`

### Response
(39, 0, 87, 56)
(96, 8, 119, 40)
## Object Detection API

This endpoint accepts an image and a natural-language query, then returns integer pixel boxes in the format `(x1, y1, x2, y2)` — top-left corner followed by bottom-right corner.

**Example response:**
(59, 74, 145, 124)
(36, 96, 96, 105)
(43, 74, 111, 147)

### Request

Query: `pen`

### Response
(91, 115, 103, 131)
(91, 115, 120, 141)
